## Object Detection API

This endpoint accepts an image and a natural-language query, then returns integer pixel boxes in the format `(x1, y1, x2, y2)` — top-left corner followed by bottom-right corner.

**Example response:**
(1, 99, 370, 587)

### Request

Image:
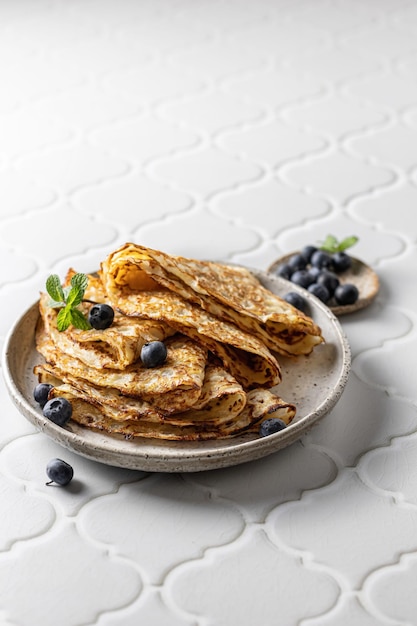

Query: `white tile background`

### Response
(1, 1, 417, 624)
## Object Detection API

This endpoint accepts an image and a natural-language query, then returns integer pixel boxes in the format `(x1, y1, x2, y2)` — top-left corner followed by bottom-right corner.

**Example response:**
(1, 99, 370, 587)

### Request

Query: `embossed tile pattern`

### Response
(1, 1, 417, 624)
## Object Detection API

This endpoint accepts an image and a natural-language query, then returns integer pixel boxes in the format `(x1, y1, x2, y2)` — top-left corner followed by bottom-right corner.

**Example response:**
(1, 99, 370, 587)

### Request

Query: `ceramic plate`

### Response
(2, 269, 350, 473)
(268, 254, 380, 315)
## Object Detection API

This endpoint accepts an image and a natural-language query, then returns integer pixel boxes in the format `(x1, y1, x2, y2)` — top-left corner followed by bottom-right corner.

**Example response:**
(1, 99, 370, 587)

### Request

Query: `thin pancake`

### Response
(36, 361, 249, 430)
(100, 243, 323, 357)
(98, 285, 281, 390)
(35, 365, 167, 422)
(39, 271, 175, 370)
(41, 380, 295, 441)
(35, 320, 207, 413)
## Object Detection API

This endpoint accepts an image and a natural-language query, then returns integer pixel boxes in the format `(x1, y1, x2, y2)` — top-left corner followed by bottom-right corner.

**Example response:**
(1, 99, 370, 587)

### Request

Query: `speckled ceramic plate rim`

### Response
(1, 269, 351, 473)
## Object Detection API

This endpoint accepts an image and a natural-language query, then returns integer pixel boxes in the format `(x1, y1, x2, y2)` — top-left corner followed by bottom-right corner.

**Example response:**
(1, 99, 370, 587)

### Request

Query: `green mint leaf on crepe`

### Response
(69, 307, 92, 330)
(46, 274, 65, 304)
(66, 273, 89, 307)
(46, 272, 91, 331)
(56, 306, 74, 332)
(319, 234, 359, 253)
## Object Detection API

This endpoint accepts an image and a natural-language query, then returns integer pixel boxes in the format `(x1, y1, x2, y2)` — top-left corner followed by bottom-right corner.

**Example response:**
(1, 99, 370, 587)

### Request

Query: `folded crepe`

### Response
(39, 270, 175, 370)
(35, 361, 248, 427)
(38, 369, 295, 441)
(100, 243, 324, 357)
(39, 271, 280, 391)
(97, 269, 282, 390)
(36, 319, 208, 413)
(101, 288, 281, 390)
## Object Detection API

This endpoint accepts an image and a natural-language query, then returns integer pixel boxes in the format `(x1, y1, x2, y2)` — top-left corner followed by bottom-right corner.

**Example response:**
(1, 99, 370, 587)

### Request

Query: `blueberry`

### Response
(317, 270, 340, 296)
(290, 269, 314, 289)
(287, 253, 307, 273)
(276, 263, 292, 280)
(307, 266, 322, 282)
(332, 251, 352, 273)
(334, 283, 359, 305)
(259, 418, 287, 437)
(284, 291, 309, 313)
(141, 341, 167, 368)
(46, 458, 74, 486)
(88, 303, 115, 330)
(33, 383, 53, 408)
(300, 245, 317, 263)
(43, 397, 72, 426)
(310, 250, 332, 269)
(308, 282, 331, 303)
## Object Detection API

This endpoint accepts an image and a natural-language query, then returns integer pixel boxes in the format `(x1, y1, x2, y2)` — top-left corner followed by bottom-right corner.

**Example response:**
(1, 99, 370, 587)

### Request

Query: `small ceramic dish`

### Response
(268, 254, 380, 316)
(2, 269, 351, 473)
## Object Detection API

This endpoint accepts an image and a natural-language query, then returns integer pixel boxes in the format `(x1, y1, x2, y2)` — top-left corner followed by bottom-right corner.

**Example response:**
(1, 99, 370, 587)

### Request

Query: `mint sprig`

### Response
(45, 274, 65, 304)
(46, 273, 91, 332)
(319, 234, 359, 254)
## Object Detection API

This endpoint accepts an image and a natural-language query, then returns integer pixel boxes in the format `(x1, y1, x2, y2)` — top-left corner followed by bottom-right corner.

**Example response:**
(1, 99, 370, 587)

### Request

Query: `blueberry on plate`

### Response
(88, 303, 115, 330)
(308, 282, 331, 303)
(307, 266, 322, 281)
(310, 250, 332, 269)
(316, 270, 340, 297)
(259, 418, 287, 437)
(46, 458, 74, 486)
(332, 251, 352, 273)
(43, 397, 73, 426)
(300, 245, 317, 263)
(287, 253, 307, 273)
(33, 383, 53, 408)
(290, 269, 314, 289)
(284, 291, 308, 314)
(275, 263, 292, 280)
(141, 341, 167, 368)
(334, 283, 359, 305)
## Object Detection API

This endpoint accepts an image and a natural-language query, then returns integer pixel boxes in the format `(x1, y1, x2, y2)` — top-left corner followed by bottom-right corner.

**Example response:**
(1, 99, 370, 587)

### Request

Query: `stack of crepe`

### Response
(34, 243, 324, 441)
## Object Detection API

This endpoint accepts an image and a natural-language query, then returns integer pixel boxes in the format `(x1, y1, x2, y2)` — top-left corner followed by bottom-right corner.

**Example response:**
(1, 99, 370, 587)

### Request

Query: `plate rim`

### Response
(2, 268, 351, 472)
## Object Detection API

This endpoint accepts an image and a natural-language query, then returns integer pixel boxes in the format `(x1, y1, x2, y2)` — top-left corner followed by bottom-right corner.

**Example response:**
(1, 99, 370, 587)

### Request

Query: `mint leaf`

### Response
(71, 272, 89, 295)
(338, 235, 359, 252)
(319, 234, 359, 253)
(46, 274, 65, 304)
(66, 273, 88, 307)
(48, 300, 65, 309)
(56, 306, 73, 332)
(46, 272, 90, 331)
(320, 235, 338, 253)
(70, 307, 92, 330)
